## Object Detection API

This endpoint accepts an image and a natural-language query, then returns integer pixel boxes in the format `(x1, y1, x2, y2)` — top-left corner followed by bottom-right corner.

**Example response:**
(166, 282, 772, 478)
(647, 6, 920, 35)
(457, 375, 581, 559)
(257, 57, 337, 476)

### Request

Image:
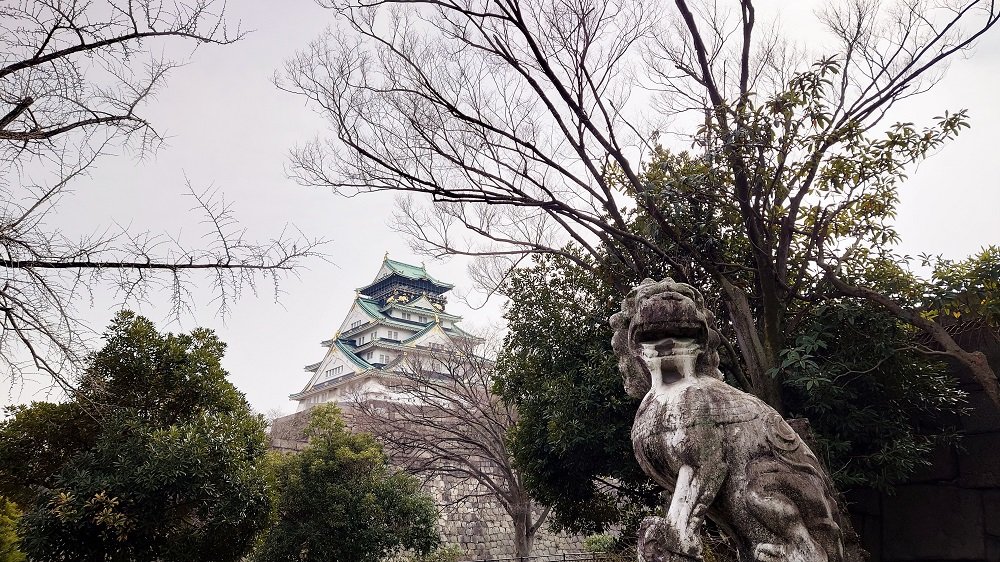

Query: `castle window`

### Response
(419, 315, 428, 323)
(401, 312, 412, 320)
(351, 320, 362, 329)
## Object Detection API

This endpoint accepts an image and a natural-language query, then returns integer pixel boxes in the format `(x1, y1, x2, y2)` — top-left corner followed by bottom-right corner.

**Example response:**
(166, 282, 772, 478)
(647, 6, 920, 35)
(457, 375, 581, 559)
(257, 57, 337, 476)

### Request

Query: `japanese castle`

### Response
(290, 255, 477, 410)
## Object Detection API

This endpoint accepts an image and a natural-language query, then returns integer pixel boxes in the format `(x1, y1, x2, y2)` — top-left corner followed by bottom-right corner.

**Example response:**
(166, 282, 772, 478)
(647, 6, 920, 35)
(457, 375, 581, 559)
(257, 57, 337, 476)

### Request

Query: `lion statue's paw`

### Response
(753, 543, 785, 562)
(638, 516, 703, 562)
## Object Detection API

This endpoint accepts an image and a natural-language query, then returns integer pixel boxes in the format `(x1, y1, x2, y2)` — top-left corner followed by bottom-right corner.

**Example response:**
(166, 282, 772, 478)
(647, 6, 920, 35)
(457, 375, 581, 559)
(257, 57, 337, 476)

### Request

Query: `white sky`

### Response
(3, 0, 999, 415)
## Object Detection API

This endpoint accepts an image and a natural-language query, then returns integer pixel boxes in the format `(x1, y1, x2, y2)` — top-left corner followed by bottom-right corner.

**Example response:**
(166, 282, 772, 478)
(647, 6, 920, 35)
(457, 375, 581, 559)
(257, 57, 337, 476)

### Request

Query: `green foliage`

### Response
(584, 534, 616, 553)
(718, 56, 969, 262)
(923, 246, 1000, 328)
(0, 311, 271, 562)
(0, 402, 96, 507)
(774, 302, 966, 490)
(408, 544, 465, 562)
(491, 46, 983, 538)
(0, 497, 24, 562)
(255, 404, 439, 562)
(496, 254, 657, 534)
(497, 247, 970, 531)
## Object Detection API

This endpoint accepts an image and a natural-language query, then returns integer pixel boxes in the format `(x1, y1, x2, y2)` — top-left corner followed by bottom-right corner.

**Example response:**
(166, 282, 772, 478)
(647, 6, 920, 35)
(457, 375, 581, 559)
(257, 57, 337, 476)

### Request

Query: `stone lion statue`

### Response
(610, 278, 864, 562)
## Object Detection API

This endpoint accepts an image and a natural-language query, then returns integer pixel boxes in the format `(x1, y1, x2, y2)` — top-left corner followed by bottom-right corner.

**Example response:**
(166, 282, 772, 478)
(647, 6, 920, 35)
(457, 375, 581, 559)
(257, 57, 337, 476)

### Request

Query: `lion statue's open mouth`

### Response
(610, 278, 723, 397)
(632, 293, 709, 352)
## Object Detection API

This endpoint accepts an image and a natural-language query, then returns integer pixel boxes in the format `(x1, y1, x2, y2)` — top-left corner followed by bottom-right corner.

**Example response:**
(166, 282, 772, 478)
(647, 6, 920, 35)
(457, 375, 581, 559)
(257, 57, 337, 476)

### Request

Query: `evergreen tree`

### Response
(0, 312, 271, 562)
(257, 404, 439, 562)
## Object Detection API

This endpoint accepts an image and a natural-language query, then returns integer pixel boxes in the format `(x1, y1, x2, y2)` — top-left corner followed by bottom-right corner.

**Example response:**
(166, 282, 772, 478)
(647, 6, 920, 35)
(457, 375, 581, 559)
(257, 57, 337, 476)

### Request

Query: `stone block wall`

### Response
(269, 411, 584, 559)
(847, 329, 1000, 561)
(423, 473, 583, 559)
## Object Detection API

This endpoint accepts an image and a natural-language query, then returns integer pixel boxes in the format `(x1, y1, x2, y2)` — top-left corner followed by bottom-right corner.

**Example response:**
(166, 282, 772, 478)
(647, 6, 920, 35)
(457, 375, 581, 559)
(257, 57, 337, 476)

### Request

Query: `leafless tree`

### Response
(1, 1, 324, 391)
(281, 0, 1000, 412)
(350, 336, 550, 557)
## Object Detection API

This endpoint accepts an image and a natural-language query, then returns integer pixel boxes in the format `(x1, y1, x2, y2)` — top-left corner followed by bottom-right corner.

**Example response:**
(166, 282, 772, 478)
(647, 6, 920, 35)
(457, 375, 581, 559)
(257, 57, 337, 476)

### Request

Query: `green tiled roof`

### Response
(347, 297, 433, 331)
(383, 258, 453, 288)
(384, 301, 461, 321)
(333, 339, 373, 370)
(356, 297, 384, 318)
(400, 323, 438, 344)
(444, 324, 479, 340)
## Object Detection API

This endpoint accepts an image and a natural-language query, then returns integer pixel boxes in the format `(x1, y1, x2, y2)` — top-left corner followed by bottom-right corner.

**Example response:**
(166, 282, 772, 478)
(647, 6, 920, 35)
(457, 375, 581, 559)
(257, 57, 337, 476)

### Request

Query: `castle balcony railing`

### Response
(291, 370, 367, 399)
(354, 337, 404, 354)
(338, 320, 377, 340)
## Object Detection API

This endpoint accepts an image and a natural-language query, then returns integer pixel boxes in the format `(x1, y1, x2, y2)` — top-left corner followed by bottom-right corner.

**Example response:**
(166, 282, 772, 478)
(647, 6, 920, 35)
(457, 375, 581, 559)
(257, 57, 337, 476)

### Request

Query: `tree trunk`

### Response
(512, 506, 535, 558)
(720, 278, 786, 414)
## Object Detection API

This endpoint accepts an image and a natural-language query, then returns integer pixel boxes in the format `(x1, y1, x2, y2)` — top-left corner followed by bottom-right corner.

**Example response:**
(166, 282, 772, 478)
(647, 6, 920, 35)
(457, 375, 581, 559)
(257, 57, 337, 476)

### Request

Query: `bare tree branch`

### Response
(349, 332, 550, 557)
(282, 0, 1000, 411)
(1, 1, 325, 391)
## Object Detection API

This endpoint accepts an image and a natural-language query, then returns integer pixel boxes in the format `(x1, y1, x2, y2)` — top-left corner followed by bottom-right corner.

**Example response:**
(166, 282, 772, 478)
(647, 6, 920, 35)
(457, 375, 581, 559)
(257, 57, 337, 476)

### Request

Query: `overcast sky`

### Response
(3, 0, 999, 416)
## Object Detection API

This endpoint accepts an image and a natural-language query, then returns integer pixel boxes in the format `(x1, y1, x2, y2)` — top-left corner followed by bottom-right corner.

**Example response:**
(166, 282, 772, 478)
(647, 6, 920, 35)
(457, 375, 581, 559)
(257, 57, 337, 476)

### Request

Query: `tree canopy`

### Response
(495, 254, 655, 535)
(0, 312, 272, 562)
(256, 404, 440, 562)
(282, 0, 1000, 415)
(496, 248, 970, 533)
(0, 498, 24, 562)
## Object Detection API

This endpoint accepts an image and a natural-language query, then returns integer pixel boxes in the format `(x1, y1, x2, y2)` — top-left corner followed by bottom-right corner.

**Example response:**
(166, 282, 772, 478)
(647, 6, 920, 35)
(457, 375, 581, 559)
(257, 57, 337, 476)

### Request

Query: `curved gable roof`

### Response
(382, 258, 453, 288)
(401, 321, 455, 346)
(333, 339, 374, 370)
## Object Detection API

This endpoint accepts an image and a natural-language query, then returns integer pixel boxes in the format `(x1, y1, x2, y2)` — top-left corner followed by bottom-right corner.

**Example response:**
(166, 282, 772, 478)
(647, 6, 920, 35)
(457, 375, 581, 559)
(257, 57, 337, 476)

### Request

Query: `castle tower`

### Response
(290, 255, 478, 410)
(272, 256, 586, 557)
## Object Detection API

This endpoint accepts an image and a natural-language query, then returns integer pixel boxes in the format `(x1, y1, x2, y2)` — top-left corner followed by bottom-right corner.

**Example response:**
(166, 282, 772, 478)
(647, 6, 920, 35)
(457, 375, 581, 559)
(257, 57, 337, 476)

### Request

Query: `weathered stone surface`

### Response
(958, 433, 1000, 488)
(269, 410, 311, 452)
(907, 441, 959, 483)
(854, 513, 882, 562)
(843, 327, 1000, 561)
(963, 390, 1000, 434)
(612, 278, 865, 562)
(845, 488, 881, 516)
(422, 472, 584, 558)
(984, 490, 1000, 537)
(844, 490, 883, 561)
(883, 485, 984, 560)
(988, 535, 1000, 562)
